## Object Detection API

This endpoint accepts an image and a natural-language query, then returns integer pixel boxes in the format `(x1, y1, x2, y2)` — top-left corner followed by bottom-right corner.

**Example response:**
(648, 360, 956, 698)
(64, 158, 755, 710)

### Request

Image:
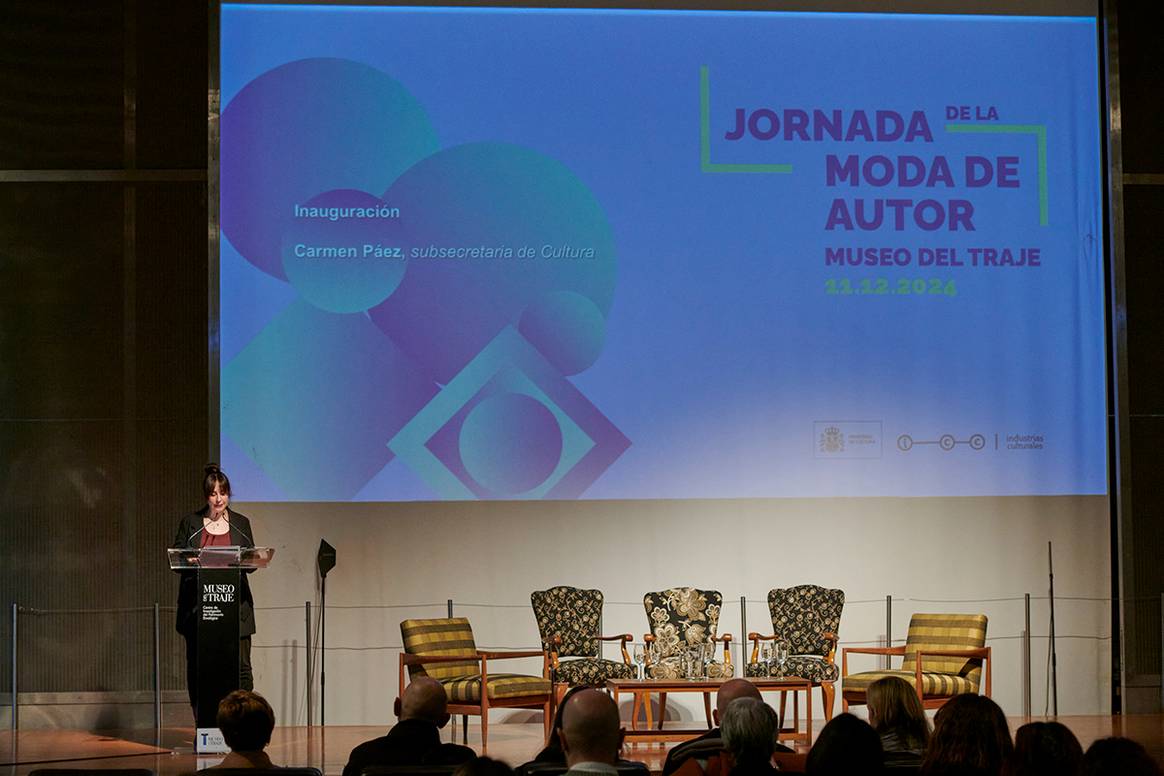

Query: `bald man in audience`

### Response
(559, 689, 626, 776)
(662, 679, 791, 776)
(343, 677, 474, 776)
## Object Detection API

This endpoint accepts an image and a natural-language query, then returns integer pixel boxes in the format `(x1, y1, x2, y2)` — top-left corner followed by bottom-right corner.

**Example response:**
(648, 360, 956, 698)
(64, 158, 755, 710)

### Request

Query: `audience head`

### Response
(922, 694, 1012, 776)
(1082, 737, 1162, 776)
(867, 676, 930, 750)
(806, 712, 883, 775)
(398, 677, 451, 728)
(453, 756, 516, 776)
(715, 678, 765, 726)
(216, 689, 275, 753)
(559, 688, 623, 766)
(720, 697, 779, 768)
(1004, 721, 1082, 776)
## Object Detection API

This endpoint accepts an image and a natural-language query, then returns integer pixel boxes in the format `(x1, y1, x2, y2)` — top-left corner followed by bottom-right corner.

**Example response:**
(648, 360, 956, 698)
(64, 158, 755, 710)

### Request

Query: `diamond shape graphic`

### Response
(389, 326, 630, 499)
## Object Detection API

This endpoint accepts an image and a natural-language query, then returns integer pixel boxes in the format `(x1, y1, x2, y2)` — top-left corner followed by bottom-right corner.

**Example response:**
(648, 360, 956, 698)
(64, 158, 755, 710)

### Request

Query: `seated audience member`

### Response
(805, 712, 884, 775)
(1081, 737, 1163, 776)
(1002, 721, 1082, 776)
(920, 695, 1012, 776)
(558, 689, 626, 776)
(528, 687, 588, 766)
(455, 757, 517, 776)
(211, 689, 277, 769)
(867, 676, 930, 768)
(719, 698, 780, 776)
(663, 679, 792, 776)
(343, 677, 474, 776)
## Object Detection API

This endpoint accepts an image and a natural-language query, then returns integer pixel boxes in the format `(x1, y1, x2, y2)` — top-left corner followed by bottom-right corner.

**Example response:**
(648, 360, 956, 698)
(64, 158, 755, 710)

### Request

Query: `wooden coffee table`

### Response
(605, 676, 813, 744)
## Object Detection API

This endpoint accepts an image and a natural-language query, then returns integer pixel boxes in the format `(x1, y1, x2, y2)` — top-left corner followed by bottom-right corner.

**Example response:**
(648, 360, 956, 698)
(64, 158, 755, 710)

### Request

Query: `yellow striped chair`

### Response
(841, 613, 990, 711)
(399, 617, 552, 749)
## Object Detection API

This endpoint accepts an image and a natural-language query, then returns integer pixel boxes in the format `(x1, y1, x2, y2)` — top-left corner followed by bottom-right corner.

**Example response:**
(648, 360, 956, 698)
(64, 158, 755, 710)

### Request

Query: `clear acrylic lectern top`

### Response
(167, 546, 275, 570)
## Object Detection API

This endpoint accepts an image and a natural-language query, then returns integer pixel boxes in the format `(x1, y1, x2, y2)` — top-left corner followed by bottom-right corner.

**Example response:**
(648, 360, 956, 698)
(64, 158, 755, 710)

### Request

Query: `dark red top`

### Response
(201, 528, 233, 547)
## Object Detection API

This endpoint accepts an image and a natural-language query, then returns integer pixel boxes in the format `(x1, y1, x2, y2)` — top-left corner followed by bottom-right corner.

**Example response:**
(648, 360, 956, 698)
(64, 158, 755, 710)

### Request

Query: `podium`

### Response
(168, 545, 274, 752)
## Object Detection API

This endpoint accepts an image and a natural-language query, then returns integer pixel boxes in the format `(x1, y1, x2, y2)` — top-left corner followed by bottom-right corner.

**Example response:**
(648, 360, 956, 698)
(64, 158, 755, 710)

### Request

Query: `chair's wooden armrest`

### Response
(477, 649, 544, 660)
(717, 633, 733, 664)
(916, 647, 990, 660)
(822, 631, 839, 643)
(747, 632, 773, 664)
(843, 646, 905, 656)
(599, 633, 634, 664)
(402, 653, 478, 666)
(841, 645, 905, 679)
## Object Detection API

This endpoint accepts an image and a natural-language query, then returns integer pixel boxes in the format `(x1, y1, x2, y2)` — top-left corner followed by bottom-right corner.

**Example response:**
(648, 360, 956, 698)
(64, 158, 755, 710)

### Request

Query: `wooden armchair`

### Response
(399, 617, 552, 750)
(530, 586, 635, 706)
(642, 587, 733, 729)
(841, 613, 991, 711)
(745, 585, 844, 721)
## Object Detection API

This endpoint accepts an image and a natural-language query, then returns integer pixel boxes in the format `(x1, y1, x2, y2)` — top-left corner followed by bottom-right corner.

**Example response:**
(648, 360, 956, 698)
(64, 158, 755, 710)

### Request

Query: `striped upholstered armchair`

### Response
(399, 617, 552, 749)
(841, 612, 991, 711)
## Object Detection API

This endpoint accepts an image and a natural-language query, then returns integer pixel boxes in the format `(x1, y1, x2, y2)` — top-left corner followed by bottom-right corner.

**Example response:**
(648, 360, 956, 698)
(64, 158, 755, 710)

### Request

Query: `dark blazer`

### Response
(342, 719, 474, 776)
(172, 506, 257, 636)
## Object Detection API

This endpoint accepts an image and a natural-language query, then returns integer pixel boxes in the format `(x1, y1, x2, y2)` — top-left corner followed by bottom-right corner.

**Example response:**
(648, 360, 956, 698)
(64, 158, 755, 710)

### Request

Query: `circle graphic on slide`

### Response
(897, 435, 913, 451)
(939, 434, 956, 451)
(970, 434, 986, 450)
(282, 189, 408, 313)
(459, 392, 563, 495)
(518, 291, 606, 376)
(368, 142, 617, 383)
(221, 57, 438, 280)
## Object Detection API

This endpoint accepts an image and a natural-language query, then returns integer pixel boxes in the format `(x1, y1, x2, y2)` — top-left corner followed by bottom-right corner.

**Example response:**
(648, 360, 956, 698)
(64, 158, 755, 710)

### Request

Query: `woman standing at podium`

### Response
(172, 463, 257, 710)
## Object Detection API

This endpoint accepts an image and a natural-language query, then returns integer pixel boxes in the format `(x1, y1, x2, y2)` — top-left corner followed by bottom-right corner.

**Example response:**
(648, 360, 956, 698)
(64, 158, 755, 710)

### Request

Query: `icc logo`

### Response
(820, 426, 844, 454)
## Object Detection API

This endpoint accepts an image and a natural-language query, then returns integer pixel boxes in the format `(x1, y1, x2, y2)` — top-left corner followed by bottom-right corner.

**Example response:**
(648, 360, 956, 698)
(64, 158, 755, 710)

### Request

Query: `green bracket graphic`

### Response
(945, 123, 1048, 226)
(700, 65, 792, 174)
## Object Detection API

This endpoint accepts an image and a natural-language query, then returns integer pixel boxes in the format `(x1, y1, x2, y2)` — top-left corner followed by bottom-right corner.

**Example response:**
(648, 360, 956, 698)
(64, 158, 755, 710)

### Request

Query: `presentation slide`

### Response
(218, 5, 1106, 502)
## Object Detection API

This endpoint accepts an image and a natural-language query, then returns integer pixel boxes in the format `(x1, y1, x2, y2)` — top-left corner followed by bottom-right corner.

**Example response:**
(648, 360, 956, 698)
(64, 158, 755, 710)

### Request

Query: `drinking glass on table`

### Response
(760, 643, 774, 677)
(633, 644, 646, 679)
(774, 639, 790, 679)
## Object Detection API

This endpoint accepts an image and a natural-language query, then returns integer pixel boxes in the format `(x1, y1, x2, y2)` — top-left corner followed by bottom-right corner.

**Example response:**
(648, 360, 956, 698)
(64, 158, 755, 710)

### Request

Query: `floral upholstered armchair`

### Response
(746, 585, 845, 721)
(531, 586, 635, 701)
(641, 587, 732, 728)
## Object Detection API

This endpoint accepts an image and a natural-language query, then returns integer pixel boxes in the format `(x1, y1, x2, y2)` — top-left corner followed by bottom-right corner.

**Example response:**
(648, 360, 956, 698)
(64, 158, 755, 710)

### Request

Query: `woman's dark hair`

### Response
(921, 694, 1012, 776)
(806, 712, 884, 775)
(203, 462, 231, 499)
(868, 675, 930, 750)
(1003, 721, 1082, 776)
(1082, 737, 1163, 776)
(216, 689, 274, 752)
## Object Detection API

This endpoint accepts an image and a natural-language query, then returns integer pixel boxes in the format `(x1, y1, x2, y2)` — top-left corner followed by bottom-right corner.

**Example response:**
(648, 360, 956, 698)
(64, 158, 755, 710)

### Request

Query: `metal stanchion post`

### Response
(740, 596, 747, 669)
(10, 603, 17, 732)
(447, 599, 454, 618)
(306, 601, 313, 727)
(885, 596, 893, 670)
(1024, 593, 1032, 718)
(153, 603, 162, 745)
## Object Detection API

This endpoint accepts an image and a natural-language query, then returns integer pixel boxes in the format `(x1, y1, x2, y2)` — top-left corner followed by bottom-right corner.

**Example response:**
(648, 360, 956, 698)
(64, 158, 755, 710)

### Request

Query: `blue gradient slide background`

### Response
(219, 6, 1105, 501)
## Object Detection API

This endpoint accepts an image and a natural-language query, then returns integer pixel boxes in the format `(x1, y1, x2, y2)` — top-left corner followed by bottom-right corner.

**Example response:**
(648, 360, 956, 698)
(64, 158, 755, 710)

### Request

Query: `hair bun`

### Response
(204, 462, 221, 475)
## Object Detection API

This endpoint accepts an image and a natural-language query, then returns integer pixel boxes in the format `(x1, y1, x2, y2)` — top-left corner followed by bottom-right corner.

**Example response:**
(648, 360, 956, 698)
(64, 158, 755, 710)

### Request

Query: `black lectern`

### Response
(168, 545, 274, 752)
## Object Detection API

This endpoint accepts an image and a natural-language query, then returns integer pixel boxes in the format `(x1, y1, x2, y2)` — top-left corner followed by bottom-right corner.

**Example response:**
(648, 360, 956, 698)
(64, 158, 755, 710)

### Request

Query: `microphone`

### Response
(231, 518, 254, 546)
(184, 523, 206, 545)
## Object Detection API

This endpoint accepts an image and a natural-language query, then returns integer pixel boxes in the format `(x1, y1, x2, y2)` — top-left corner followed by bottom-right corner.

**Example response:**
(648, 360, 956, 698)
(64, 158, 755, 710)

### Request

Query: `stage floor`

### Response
(3, 717, 1163, 775)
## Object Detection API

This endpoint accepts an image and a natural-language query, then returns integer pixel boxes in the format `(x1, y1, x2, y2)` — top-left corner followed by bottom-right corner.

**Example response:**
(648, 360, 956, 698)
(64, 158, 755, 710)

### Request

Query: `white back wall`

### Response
(238, 495, 1111, 727)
